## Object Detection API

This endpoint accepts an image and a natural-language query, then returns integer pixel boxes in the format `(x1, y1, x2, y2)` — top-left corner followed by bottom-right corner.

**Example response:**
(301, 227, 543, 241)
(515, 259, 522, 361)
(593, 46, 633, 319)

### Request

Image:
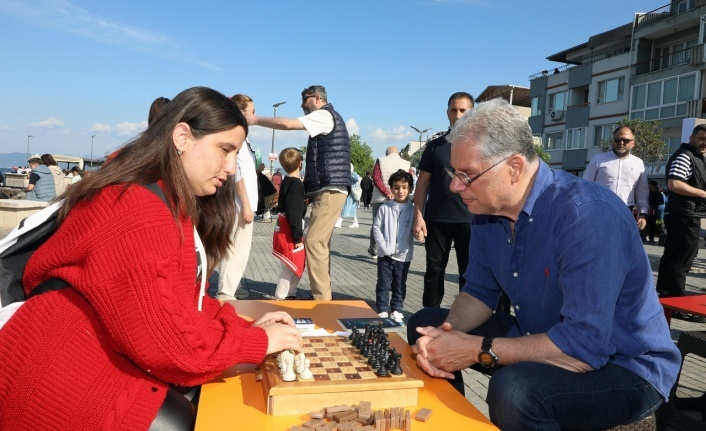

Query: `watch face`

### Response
(478, 352, 494, 367)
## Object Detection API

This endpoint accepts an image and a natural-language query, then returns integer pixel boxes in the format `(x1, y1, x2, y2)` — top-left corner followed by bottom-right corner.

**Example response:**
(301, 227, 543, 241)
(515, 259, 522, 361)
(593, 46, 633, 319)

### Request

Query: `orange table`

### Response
(659, 294, 706, 326)
(195, 300, 498, 431)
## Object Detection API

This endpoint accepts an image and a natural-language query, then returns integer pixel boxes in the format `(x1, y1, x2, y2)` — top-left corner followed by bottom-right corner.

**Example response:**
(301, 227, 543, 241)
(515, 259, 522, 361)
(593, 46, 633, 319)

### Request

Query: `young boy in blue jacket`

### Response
(372, 169, 415, 323)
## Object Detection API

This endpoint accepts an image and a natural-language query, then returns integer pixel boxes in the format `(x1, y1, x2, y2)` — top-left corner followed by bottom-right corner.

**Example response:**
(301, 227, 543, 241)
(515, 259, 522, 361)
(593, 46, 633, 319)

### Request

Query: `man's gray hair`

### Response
(447, 98, 536, 162)
(302, 85, 327, 102)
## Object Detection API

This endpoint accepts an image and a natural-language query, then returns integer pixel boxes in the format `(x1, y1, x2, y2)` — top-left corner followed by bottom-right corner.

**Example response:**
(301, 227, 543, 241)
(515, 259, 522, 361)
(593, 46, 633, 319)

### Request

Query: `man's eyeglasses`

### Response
(445, 156, 509, 187)
(302, 95, 315, 103)
(613, 138, 634, 144)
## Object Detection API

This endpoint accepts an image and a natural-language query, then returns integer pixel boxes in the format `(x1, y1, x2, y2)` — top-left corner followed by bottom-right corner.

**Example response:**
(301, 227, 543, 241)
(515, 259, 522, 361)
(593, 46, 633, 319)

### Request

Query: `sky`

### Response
(0, 0, 669, 165)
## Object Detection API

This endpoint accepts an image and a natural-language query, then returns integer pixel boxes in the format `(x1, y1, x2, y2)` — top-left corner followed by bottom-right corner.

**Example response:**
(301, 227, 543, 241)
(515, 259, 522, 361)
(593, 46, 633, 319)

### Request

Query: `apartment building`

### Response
(529, 0, 706, 178)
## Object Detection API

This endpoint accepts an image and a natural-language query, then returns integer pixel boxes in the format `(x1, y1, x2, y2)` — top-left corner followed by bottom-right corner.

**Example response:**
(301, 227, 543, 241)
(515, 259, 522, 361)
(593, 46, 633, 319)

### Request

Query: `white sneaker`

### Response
(263, 211, 271, 220)
(390, 311, 404, 323)
(334, 223, 342, 228)
(378, 312, 389, 318)
(348, 222, 359, 228)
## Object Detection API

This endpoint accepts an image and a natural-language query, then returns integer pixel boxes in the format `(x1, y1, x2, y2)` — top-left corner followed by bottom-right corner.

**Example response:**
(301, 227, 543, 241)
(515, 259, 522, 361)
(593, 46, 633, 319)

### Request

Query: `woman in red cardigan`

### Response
(0, 87, 303, 430)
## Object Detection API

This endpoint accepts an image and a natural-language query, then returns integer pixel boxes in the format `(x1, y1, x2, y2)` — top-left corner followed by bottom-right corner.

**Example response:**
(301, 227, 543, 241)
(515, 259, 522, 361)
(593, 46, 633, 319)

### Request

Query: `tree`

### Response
(349, 134, 374, 175)
(599, 118, 668, 163)
(535, 144, 551, 164)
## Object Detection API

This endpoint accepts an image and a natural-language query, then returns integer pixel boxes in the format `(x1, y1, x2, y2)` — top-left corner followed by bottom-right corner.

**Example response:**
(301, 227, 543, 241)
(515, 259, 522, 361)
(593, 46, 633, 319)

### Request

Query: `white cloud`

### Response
(0, 0, 219, 70)
(30, 117, 65, 129)
(115, 121, 147, 137)
(346, 119, 360, 136)
(369, 125, 412, 141)
(0, 125, 10, 130)
(91, 123, 112, 133)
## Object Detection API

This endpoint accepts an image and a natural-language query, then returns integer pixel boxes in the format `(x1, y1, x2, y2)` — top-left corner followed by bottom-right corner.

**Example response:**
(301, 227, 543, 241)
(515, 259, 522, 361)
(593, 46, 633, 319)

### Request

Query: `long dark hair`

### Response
(60, 87, 247, 272)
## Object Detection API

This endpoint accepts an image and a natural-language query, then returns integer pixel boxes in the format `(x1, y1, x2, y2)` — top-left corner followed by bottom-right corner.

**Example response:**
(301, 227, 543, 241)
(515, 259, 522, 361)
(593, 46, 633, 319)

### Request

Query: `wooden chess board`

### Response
(260, 336, 424, 416)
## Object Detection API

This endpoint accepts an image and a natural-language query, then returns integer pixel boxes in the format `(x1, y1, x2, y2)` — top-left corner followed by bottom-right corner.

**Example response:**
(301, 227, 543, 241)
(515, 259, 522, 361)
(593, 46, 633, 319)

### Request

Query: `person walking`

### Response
(360, 171, 373, 210)
(335, 164, 361, 228)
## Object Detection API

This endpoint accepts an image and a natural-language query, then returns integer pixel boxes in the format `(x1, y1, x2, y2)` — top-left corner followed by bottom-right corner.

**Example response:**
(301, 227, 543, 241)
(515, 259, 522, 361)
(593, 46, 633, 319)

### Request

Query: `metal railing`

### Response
(632, 44, 704, 75)
(635, 0, 706, 30)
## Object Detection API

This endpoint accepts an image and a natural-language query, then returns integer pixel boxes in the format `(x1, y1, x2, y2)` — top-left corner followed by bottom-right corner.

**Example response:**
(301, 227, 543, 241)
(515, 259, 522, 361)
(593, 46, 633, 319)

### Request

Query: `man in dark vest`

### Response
(245, 85, 350, 300)
(656, 124, 706, 322)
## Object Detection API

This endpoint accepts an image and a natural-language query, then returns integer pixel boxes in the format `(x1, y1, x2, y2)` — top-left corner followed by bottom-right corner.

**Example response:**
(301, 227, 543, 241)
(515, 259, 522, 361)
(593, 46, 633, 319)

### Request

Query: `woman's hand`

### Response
(263, 324, 303, 355)
(252, 311, 296, 328)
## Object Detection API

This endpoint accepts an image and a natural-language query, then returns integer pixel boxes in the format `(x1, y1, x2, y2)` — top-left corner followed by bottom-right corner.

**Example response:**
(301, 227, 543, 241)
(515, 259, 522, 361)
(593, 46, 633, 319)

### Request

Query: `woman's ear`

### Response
(172, 122, 191, 153)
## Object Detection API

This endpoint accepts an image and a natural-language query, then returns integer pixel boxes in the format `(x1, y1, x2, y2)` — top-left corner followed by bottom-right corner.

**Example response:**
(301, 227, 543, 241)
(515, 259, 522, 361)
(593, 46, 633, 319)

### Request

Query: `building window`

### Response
(597, 77, 624, 104)
(545, 132, 564, 150)
(630, 73, 696, 120)
(667, 136, 682, 153)
(531, 96, 542, 116)
(549, 91, 567, 111)
(677, 0, 696, 13)
(566, 128, 586, 150)
(594, 124, 615, 147)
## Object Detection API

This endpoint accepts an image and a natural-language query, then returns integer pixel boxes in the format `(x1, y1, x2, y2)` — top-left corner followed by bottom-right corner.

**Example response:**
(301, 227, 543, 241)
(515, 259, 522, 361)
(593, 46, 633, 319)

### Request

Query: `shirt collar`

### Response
(521, 160, 553, 217)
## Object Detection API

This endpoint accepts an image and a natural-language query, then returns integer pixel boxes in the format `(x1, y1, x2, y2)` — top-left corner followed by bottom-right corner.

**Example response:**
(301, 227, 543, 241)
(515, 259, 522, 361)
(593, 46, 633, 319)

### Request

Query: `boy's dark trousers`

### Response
(375, 256, 410, 314)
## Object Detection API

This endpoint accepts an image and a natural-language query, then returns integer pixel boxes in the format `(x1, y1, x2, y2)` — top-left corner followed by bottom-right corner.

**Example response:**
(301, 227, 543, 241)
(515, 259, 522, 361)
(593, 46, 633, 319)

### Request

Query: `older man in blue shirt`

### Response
(407, 98, 680, 430)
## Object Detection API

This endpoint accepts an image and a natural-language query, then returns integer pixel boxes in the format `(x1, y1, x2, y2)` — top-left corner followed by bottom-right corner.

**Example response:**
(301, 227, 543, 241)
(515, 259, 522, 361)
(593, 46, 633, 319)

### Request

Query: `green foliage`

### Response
(598, 118, 668, 163)
(535, 144, 551, 164)
(349, 134, 374, 175)
(409, 145, 425, 168)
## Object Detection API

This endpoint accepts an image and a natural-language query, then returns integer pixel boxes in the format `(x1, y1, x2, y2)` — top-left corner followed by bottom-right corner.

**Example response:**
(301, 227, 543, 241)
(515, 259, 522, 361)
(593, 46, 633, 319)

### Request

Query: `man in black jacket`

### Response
(360, 172, 373, 210)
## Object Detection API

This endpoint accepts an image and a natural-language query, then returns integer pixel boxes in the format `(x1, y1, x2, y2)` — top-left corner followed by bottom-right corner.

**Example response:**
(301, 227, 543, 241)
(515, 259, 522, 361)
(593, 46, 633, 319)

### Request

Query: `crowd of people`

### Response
(0, 84, 700, 430)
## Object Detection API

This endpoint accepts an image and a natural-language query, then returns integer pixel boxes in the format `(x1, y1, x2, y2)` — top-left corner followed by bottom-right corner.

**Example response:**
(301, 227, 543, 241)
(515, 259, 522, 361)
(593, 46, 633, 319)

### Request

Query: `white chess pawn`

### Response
(294, 352, 306, 374)
(298, 358, 313, 380)
(281, 351, 296, 382)
(277, 353, 285, 370)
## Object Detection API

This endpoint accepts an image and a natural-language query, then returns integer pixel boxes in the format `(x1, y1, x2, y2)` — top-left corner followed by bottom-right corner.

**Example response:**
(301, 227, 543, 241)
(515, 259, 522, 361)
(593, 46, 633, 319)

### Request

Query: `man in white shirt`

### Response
(245, 85, 351, 300)
(217, 94, 259, 301)
(584, 126, 649, 230)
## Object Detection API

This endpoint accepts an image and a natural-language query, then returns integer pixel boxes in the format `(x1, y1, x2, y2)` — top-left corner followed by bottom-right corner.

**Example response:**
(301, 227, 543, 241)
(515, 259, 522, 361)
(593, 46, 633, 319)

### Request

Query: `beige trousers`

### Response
(217, 210, 254, 297)
(305, 191, 347, 300)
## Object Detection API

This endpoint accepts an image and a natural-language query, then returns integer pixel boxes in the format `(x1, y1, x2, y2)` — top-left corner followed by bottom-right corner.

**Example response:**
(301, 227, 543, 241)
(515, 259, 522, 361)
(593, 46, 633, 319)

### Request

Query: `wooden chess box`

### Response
(261, 336, 424, 416)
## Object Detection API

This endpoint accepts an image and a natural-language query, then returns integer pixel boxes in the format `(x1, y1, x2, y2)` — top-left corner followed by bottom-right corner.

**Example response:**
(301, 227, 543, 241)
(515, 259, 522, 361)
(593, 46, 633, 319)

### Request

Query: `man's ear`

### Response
(172, 122, 191, 153)
(508, 154, 525, 184)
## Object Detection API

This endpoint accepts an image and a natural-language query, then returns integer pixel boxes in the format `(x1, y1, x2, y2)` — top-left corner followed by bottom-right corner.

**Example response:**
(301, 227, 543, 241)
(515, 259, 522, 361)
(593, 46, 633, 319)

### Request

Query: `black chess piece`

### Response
(391, 352, 403, 376)
(386, 348, 396, 370)
(375, 361, 389, 377)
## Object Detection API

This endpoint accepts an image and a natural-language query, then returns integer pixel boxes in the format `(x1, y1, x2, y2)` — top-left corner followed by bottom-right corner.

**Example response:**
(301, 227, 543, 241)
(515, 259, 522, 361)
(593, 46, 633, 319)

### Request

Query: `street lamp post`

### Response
(270, 101, 286, 175)
(26, 135, 33, 162)
(91, 135, 96, 169)
(410, 126, 431, 148)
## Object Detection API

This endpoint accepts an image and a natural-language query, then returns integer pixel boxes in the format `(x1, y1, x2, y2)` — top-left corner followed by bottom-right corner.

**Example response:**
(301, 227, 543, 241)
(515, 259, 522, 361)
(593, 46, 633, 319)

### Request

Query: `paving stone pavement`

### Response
(2, 206, 705, 420)
(209, 207, 706, 420)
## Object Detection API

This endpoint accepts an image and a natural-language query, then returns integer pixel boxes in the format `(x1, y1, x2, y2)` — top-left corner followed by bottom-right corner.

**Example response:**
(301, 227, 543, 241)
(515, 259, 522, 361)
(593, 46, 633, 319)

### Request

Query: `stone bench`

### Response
(0, 199, 49, 231)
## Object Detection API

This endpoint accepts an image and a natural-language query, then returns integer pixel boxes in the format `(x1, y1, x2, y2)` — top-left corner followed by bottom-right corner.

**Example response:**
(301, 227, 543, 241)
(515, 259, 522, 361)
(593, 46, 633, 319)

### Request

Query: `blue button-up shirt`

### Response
(463, 161, 680, 399)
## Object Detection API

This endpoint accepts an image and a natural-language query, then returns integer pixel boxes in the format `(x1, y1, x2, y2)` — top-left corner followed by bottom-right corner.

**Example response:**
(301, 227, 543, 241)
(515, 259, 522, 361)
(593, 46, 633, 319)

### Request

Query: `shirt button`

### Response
(526, 332, 531, 336)
(507, 238, 511, 243)
(513, 272, 518, 277)
(529, 218, 534, 222)
(515, 305, 520, 310)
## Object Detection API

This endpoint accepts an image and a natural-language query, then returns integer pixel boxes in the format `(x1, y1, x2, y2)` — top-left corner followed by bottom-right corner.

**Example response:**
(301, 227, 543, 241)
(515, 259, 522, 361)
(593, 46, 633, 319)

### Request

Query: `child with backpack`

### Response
(372, 169, 415, 323)
(272, 148, 307, 300)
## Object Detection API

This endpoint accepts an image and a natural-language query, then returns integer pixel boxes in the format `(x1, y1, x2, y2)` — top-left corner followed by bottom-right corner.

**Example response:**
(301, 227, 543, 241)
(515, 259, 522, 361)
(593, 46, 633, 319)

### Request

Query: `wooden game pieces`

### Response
(287, 402, 432, 430)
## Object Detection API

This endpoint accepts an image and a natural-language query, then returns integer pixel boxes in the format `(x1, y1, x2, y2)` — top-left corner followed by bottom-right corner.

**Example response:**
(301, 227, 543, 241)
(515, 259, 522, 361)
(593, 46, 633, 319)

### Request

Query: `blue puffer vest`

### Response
(25, 165, 56, 202)
(303, 104, 351, 194)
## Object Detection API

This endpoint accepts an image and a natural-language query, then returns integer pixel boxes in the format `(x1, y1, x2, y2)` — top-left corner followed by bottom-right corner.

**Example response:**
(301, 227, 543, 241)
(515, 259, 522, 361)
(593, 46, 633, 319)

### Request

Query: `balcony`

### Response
(632, 44, 704, 76)
(635, 0, 704, 30)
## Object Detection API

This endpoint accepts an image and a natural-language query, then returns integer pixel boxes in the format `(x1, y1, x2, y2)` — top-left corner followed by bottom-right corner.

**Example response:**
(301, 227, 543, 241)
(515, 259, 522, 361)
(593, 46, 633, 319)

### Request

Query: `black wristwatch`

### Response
(477, 336, 499, 369)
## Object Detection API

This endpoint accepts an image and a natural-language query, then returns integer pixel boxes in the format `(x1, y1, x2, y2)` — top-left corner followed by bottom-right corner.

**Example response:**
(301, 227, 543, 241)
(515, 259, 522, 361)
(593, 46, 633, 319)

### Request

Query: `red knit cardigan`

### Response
(0, 184, 269, 430)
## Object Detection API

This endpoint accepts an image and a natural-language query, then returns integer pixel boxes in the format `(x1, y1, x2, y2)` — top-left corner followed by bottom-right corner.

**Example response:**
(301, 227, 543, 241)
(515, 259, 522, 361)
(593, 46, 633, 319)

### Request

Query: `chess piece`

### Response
(298, 358, 313, 379)
(294, 352, 307, 374)
(281, 350, 296, 381)
(391, 352, 403, 376)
